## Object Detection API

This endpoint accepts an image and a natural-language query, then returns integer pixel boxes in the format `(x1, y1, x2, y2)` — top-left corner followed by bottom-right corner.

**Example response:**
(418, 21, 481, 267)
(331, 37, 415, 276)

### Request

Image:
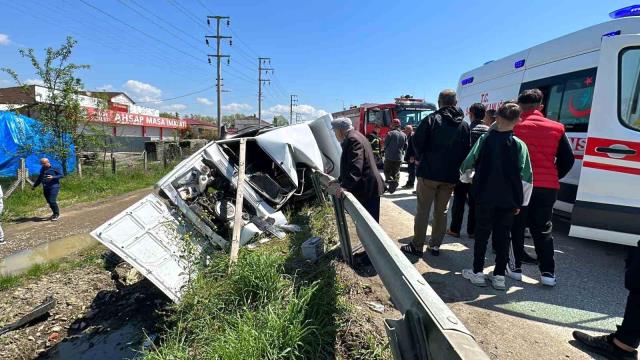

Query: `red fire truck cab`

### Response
(331, 96, 437, 139)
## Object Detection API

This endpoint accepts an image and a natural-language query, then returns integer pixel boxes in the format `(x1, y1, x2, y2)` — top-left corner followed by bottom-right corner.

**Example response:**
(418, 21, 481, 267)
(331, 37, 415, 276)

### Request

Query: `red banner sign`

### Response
(86, 107, 187, 129)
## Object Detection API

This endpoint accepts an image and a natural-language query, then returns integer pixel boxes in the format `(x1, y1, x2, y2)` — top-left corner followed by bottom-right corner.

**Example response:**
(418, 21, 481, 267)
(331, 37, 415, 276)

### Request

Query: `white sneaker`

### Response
(462, 269, 486, 287)
(489, 272, 506, 290)
(506, 266, 523, 281)
(540, 272, 556, 287)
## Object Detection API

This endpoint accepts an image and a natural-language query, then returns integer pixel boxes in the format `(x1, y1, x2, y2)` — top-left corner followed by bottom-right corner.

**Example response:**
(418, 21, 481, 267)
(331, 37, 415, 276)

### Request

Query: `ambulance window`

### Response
(521, 68, 596, 133)
(619, 48, 640, 131)
(557, 76, 594, 132)
(545, 84, 564, 121)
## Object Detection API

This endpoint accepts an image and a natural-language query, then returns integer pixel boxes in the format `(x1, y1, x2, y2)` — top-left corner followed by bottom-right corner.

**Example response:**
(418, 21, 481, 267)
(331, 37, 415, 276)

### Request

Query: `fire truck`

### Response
(331, 96, 436, 138)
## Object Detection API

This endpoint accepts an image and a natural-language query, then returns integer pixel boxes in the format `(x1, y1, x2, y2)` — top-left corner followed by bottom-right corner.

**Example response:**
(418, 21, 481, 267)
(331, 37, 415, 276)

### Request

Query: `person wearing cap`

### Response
(330, 117, 385, 221)
(383, 118, 406, 194)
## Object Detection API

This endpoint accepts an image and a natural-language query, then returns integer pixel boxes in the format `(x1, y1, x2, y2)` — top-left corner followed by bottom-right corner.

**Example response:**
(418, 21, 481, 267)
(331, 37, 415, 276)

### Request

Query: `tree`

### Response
(160, 111, 180, 119)
(272, 115, 288, 127)
(187, 114, 215, 123)
(2, 36, 91, 175)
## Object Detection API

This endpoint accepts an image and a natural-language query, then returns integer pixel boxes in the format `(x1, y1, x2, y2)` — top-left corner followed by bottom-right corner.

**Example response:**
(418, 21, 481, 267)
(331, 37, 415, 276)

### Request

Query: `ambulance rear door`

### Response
(570, 34, 640, 246)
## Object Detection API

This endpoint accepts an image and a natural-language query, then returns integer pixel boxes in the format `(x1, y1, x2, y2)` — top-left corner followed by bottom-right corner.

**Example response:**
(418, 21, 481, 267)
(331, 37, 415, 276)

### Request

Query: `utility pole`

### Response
(206, 16, 231, 136)
(295, 113, 302, 124)
(258, 57, 273, 125)
(289, 94, 298, 125)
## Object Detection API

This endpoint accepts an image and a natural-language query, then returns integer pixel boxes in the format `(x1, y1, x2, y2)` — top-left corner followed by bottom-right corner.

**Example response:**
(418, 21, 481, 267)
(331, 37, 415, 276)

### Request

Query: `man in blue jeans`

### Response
(32, 158, 63, 221)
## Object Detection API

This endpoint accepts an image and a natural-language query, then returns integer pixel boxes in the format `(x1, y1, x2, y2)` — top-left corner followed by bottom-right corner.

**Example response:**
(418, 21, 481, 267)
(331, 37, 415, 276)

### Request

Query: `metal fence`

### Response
(313, 171, 489, 360)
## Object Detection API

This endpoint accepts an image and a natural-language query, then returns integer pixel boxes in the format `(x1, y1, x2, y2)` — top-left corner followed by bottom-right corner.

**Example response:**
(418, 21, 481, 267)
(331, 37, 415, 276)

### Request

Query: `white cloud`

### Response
(24, 78, 45, 86)
(163, 103, 187, 111)
(123, 79, 162, 103)
(0, 34, 10, 46)
(196, 97, 214, 106)
(0, 79, 11, 86)
(264, 103, 328, 122)
(222, 102, 252, 113)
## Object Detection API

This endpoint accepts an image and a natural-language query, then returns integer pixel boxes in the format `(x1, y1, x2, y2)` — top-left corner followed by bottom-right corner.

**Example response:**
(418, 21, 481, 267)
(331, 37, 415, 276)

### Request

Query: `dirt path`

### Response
(0, 188, 152, 259)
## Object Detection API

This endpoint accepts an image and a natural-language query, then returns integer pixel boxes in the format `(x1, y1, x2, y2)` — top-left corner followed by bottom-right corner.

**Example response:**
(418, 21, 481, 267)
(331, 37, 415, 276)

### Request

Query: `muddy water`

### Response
(39, 322, 150, 360)
(0, 234, 98, 275)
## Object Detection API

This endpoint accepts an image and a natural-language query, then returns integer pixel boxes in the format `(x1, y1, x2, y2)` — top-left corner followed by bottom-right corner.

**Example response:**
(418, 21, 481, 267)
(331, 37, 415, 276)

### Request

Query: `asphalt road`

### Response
(377, 170, 629, 359)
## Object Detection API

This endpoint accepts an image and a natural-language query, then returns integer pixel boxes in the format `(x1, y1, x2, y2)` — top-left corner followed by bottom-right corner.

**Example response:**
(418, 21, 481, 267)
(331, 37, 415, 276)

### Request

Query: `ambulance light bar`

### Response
(514, 59, 526, 69)
(610, 5, 640, 19)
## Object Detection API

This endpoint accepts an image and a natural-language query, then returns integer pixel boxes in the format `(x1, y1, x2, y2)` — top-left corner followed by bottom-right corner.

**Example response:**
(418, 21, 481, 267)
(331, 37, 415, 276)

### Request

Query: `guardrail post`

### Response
(330, 195, 353, 266)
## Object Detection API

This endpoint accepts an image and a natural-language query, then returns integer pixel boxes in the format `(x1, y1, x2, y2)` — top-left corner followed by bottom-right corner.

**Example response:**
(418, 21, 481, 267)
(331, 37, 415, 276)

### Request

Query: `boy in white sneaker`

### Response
(459, 102, 532, 289)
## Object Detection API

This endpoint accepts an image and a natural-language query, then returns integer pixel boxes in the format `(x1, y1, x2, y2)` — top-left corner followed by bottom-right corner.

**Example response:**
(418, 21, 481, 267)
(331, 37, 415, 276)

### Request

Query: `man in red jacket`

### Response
(507, 89, 575, 286)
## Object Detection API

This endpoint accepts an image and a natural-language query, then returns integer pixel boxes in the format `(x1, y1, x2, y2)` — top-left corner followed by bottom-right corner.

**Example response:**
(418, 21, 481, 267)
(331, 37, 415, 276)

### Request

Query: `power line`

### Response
(78, 0, 205, 65)
(5, 1, 206, 82)
(129, 0, 205, 46)
(135, 85, 215, 104)
(117, 0, 207, 56)
(167, 0, 208, 31)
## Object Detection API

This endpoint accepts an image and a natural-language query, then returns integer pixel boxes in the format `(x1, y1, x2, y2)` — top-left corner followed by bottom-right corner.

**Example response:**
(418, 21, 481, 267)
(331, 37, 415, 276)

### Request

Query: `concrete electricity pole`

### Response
(206, 16, 231, 136)
(258, 57, 272, 125)
(289, 94, 298, 125)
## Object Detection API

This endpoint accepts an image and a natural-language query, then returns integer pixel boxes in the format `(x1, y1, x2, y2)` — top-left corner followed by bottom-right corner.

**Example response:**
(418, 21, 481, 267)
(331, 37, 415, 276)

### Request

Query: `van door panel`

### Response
(570, 35, 640, 245)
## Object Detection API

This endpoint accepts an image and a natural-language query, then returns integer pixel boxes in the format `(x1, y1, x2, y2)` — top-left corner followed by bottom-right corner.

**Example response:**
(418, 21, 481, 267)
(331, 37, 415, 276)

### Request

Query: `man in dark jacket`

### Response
(507, 89, 575, 286)
(448, 102, 487, 238)
(401, 90, 471, 256)
(573, 241, 639, 359)
(331, 118, 385, 221)
(402, 125, 416, 189)
(32, 158, 64, 221)
(383, 118, 406, 194)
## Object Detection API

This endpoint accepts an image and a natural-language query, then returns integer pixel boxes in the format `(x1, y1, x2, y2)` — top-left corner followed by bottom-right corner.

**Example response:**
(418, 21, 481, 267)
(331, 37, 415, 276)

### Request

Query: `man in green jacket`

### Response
(460, 101, 533, 290)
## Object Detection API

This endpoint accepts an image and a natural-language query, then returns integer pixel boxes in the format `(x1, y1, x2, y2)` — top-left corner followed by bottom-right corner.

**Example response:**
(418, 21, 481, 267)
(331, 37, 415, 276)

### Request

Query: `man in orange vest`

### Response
(507, 89, 575, 286)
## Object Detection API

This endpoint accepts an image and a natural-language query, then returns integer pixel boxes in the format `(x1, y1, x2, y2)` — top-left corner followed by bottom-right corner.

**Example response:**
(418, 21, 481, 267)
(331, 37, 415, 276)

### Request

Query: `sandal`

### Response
(400, 243, 423, 256)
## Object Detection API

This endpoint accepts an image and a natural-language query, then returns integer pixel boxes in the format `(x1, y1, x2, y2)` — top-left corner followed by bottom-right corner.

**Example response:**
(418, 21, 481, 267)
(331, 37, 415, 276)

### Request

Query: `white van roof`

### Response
(459, 17, 640, 86)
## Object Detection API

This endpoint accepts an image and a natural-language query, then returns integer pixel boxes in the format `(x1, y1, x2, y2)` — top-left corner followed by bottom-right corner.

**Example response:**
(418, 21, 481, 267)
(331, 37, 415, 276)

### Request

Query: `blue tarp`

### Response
(0, 111, 76, 177)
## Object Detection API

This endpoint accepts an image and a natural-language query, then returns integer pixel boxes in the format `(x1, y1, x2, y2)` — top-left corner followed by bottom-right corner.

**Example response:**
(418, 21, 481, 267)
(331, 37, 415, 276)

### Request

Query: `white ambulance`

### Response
(456, 5, 640, 246)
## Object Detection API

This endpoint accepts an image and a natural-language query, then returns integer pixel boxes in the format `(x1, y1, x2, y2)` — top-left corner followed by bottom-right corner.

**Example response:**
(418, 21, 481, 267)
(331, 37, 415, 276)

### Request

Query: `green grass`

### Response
(0, 163, 169, 222)
(145, 202, 391, 360)
(0, 248, 104, 291)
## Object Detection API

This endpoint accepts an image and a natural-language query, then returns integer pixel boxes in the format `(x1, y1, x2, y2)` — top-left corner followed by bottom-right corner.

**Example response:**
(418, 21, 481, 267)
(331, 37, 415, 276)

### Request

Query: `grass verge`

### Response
(0, 247, 104, 291)
(0, 163, 168, 222)
(145, 201, 391, 360)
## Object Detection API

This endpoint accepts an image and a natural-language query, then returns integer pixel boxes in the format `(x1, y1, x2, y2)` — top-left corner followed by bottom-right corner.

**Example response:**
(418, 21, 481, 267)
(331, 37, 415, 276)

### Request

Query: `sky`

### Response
(0, 0, 634, 122)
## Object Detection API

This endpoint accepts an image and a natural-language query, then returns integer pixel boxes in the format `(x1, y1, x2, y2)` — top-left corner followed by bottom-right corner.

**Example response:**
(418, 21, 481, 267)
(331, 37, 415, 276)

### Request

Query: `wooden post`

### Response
(229, 138, 247, 266)
(111, 155, 116, 175)
(143, 151, 148, 173)
(19, 158, 26, 191)
(77, 155, 83, 178)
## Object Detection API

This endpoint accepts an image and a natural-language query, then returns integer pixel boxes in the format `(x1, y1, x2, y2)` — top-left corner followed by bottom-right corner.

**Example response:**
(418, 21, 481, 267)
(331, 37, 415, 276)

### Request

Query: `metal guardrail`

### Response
(314, 171, 489, 360)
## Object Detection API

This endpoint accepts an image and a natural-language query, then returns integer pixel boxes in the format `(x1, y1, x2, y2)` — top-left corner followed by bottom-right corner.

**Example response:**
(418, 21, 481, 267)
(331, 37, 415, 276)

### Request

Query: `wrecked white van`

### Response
(90, 115, 341, 301)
